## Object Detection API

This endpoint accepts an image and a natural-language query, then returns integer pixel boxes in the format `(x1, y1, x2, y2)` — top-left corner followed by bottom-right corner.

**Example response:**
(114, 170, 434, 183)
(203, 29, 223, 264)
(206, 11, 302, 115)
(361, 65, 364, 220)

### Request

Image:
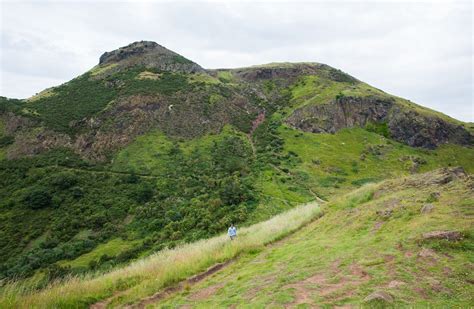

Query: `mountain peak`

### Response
(98, 41, 204, 73)
(99, 41, 166, 64)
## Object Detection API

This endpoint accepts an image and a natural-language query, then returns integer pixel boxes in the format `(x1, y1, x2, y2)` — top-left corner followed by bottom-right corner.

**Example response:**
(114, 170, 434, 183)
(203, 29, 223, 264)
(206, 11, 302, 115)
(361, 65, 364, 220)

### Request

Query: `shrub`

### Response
(0, 135, 14, 147)
(365, 121, 391, 138)
(22, 186, 52, 209)
(49, 172, 79, 189)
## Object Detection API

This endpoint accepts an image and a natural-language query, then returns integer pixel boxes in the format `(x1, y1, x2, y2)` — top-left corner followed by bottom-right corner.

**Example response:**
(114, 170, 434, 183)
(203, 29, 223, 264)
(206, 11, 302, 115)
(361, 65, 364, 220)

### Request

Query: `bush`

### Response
(0, 135, 14, 147)
(365, 122, 391, 138)
(23, 186, 52, 209)
(49, 172, 79, 189)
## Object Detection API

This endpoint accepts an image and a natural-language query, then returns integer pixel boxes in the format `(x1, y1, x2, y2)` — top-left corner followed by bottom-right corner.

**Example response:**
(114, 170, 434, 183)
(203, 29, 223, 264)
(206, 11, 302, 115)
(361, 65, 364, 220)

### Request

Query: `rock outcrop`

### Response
(286, 96, 392, 134)
(98, 41, 204, 74)
(286, 96, 473, 149)
(422, 230, 463, 241)
(364, 290, 394, 303)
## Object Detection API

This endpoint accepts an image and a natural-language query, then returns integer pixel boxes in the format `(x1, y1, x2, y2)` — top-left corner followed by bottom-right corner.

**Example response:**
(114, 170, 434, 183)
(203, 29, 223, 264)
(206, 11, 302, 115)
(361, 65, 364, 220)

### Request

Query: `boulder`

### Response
(364, 290, 394, 303)
(420, 204, 435, 214)
(422, 231, 463, 241)
(376, 209, 393, 218)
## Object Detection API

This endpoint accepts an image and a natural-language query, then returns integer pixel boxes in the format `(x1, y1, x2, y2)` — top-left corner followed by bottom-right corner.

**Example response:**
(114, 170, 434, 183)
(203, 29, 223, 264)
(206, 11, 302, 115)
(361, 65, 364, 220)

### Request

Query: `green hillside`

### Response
(1, 168, 471, 308)
(155, 168, 474, 307)
(0, 41, 472, 291)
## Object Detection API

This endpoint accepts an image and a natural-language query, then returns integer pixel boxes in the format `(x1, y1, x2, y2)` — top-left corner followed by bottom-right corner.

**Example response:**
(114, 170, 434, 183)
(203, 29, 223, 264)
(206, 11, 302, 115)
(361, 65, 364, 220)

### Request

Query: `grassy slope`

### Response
(0, 202, 321, 308)
(57, 238, 140, 269)
(158, 168, 474, 307)
(279, 126, 474, 199)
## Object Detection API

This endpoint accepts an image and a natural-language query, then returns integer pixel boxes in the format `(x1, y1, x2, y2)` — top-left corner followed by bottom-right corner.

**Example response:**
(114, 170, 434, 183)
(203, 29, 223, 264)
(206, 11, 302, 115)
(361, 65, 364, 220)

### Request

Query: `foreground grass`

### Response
(0, 201, 321, 308)
(159, 168, 474, 307)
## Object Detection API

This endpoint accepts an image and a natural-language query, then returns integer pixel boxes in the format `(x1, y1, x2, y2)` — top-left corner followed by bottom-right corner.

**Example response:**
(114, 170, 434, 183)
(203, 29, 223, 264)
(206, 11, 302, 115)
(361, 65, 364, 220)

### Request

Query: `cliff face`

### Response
(285, 96, 473, 148)
(286, 96, 392, 134)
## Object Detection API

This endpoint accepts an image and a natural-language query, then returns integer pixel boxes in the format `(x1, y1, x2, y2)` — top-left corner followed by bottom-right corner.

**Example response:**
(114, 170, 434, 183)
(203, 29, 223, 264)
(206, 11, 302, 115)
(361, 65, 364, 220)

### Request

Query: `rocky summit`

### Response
(0, 42, 472, 308)
(99, 40, 204, 74)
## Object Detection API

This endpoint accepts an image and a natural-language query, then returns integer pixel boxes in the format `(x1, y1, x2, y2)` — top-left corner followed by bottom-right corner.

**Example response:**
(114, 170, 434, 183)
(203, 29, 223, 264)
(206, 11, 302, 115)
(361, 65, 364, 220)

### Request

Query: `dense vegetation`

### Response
(0, 52, 472, 292)
(0, 130, 259, 282)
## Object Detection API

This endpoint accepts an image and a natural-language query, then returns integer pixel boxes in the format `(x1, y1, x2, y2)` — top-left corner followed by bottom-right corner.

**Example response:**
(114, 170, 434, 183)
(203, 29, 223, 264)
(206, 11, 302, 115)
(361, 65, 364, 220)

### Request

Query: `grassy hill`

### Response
(0, 41, 473, 288)
(1, 168, 471, 307)
(145, 168, 474, 307)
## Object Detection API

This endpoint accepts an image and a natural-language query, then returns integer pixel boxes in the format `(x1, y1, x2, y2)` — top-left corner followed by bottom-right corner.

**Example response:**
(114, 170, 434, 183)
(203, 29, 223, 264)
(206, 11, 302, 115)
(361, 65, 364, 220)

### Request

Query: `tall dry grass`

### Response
(0, 201, 321, 308)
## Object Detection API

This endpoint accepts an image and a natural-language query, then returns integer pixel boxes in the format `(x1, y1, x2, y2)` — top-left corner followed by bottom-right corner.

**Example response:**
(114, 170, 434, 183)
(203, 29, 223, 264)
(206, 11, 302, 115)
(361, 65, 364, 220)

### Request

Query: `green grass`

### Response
(0, 202, 322, 308)
(277, 126, 474, 198)
(158, 169, 474, 307)
(111, 131, 174, 175)
(188, 73, 221, 85)
(88, 63, 118, 77)
(57, 238, 139, 268)
(216, 71, 234, 83)
(287, 76, 382, 112)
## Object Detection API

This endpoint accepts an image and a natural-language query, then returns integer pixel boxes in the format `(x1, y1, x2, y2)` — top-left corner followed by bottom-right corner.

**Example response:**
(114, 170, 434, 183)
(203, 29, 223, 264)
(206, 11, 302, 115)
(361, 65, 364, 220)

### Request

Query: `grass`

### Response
(277, 126, 474, 198)
(26, 88, 56, 102)
(89, 63, 118, 77)
(0, 201, 321, 308)
(110, 130, 174, 175)
(216, 71, 234, 83)
(287, 75, 382, 112)
(159, 168, 474, 307)
(57, 238, 139, 269)
(188, 73, 221, 85)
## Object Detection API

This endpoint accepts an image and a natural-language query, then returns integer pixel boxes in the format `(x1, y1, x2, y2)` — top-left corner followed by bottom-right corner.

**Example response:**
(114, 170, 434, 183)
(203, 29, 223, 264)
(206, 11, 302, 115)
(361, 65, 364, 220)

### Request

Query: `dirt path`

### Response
(91, 207, 323, 308)
(127, 260, 233, 309)
(88, 261, 233, 309)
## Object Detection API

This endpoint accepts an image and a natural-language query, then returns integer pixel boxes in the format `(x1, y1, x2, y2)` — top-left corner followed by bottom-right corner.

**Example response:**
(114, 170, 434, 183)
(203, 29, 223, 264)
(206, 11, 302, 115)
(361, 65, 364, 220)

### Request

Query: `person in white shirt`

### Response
(228, 223, 237, 240)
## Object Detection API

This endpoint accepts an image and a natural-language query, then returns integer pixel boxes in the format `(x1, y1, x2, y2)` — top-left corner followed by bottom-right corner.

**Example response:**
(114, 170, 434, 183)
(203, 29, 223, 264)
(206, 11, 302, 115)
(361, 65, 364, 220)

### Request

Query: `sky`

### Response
(1, 0, 472, 122)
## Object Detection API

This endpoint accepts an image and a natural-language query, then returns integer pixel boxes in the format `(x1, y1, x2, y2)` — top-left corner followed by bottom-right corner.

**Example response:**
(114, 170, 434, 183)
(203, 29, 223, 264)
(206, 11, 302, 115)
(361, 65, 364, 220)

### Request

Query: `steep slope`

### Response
(0, 41, 472, 284)
(157, 168, 473, 307)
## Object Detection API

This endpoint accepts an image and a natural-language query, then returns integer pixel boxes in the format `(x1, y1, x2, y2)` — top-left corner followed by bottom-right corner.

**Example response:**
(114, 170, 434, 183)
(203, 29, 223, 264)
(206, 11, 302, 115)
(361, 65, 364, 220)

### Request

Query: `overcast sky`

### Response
(1, 0, 472, 121)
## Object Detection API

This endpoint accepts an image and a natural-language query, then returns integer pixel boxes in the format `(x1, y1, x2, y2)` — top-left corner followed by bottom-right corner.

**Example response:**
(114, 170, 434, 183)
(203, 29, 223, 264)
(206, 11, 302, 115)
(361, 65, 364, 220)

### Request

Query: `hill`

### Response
(0, 41, 473, 284)
(157, 168, 473, 308)
(1, 168, 471, 307)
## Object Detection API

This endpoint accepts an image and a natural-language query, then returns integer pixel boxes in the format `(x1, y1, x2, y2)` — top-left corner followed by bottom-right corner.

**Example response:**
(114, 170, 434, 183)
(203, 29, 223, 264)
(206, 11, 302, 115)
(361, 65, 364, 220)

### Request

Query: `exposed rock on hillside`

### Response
(286, 96, 473, 148)
(286, 96, 392, 134)
(98, 41, 204, 74)
(73, 92, 259, 161)
(422, 230, 463, 241)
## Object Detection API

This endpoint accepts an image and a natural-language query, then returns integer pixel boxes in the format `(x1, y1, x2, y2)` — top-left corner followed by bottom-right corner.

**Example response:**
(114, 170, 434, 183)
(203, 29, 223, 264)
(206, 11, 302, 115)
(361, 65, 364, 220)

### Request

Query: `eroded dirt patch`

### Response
(283, 261, 371, 308)
(188, 282, 225, 301)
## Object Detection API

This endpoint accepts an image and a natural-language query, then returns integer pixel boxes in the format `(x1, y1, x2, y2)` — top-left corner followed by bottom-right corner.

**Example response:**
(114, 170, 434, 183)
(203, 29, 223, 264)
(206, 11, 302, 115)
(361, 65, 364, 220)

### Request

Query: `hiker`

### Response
(228, 223, 237, 240)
